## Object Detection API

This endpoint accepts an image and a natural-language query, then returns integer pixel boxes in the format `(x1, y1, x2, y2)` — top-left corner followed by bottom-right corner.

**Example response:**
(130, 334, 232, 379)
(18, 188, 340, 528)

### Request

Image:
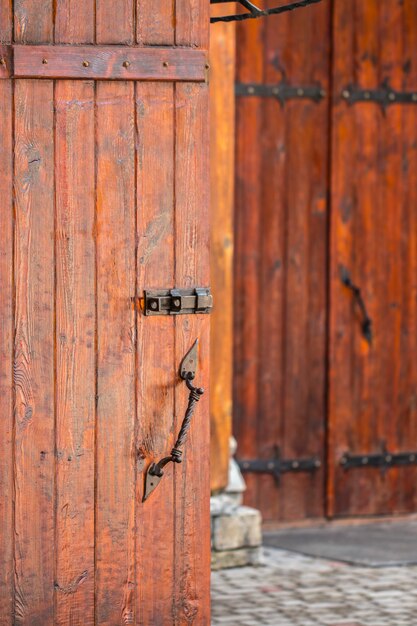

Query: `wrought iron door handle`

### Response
(341, 266, 373, 345)
(143, 339, 204, 501)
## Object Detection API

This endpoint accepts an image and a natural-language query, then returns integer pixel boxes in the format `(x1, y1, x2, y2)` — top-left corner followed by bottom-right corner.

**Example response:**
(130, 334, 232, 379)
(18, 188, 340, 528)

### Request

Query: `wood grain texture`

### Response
(95, 81, 136, 626)
(328, 0, 417, 517)
(13, 45, 208, 82)
(97, 0, 134, 44)
(174, 81, 211, 626)
(136, 0, 174, 45)
(176, 0, 209, 48)
(14, 0, 53, 44)
(209, 10, 235, 492)
(54, 0, 94, 44)
(135, 81, 176, 626)
(234, 17, 265, 512)
(234, 0, 329, 523)
(13, 79, 55, 626)
(54, 80, 95, 625)
(0, 58, 13, 626)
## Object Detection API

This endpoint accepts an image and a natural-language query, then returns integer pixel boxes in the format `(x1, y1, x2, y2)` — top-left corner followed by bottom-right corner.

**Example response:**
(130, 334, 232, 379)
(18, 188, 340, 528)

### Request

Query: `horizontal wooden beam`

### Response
(0, 45, 208, 81)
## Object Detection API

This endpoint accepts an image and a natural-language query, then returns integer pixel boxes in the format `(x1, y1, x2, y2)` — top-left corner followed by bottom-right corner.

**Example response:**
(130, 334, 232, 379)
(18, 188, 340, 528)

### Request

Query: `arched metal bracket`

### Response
(210, 0, 322, 24)
(143, 339, 204, 502)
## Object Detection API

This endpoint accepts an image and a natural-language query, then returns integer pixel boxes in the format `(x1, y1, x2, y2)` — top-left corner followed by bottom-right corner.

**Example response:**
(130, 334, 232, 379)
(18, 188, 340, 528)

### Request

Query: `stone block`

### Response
(212, 506, 262, 551)
(211, 546, 263, 570)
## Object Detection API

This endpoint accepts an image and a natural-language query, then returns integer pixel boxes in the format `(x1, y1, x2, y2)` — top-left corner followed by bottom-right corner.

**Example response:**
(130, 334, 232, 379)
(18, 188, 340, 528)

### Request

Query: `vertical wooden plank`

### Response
(0, 6, 13, 623)
(401, 0, 417, 512)
(280, 1, 329, 522)
(234, 18, 265, 512)
(95, 6, 136, 624)
(176, 0, 209, 48)
(14, 0, 53, 43)
(136, 0, 174, 45)
(135, 82, 175, 626)
(14, 79, 55, 626)
(97, 0, 134, 44)
(54, 4, 95, 624)
(95, 81, 136, 626)
(209, 9, 235, 492)
(173, 81, 211, 626)
(55, 1, 94, 44)
(54, 80, 95, 625)
(255, 9, 287, 524)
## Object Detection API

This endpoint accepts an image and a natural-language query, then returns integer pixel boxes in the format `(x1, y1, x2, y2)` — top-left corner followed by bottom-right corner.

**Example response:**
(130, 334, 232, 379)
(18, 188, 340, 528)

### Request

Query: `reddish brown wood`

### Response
(0, 45, 12, 78)
(14, 78, 55, 625)
(1, 1, 211, 623)
(234, 1, 329, 523)
(0, 50, 13, 626)
(209, 9, 235, 492)
(135, 80, 176, 625)
(54, 79, 96, 626)
(136, 0, 174, 45)
(234, 17, 265, 513)
(174, 81, 211, 626)
(328, 0, 417, 518)
(95, 80, 136, 625)
(97, 0, 134, 44)
(13, 45, 208, 81)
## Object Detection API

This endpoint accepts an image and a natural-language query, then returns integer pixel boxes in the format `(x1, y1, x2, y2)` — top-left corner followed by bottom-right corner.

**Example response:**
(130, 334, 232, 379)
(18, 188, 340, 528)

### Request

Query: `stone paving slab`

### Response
(211, 547, 417, 626)
(263, 521, 417, 567)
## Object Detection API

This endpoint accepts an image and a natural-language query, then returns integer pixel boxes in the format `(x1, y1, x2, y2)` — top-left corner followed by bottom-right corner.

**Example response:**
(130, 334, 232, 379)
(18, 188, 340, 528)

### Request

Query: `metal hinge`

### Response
(237, 447, 321, 486)
(143, 287, 213, 316)
(341, 81, 417, 110)
(340, 447, 417, 474)
(236, 81, 326, 104)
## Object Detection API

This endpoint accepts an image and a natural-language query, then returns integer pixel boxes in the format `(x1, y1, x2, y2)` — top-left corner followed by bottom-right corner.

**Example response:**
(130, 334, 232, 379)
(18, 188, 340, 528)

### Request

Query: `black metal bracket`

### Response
(237, 448, 321, 486)
(341, 80, 417, 111)
(236, 81, 326, 105)
(143, 287, 213, 316)
(341, 447, 417, 475)
(210, 0, 322, 24)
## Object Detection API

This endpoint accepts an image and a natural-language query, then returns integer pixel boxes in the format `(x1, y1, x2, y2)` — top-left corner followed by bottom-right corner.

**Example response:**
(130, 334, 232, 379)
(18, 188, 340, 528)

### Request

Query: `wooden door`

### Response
(328, 0, 417, 518)
(0, 2, 211, 624)
(233, 2, 330, 523)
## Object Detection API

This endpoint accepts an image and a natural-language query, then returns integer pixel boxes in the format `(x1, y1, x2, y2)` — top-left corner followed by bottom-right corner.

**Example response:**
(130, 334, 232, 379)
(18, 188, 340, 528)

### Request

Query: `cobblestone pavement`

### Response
(211, 547, 417, 626)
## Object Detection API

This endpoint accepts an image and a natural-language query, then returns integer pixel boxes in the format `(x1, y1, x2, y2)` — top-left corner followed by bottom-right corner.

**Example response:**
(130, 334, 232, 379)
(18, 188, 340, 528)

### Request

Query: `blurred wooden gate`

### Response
(0, 1, 211, 624)
(233, 0, 417, 523)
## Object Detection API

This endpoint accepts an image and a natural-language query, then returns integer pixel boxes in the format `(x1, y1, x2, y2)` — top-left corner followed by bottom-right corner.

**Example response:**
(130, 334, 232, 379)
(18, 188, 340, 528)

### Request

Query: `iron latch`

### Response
(143, 287, 213, 316)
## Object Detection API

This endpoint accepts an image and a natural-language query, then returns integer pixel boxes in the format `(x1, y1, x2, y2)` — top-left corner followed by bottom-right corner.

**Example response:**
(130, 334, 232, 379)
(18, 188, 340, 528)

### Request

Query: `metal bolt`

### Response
(388, 92, 396, 101)
(272, 87, 280, 95)
(267, 462, 274, 470)
(248, 86, 255, 94)
(385, 455, 392, 463)
(82, 60, 90, 67)
(163, 61, 169, 67)
(297, 88, 304, 97)
(243, 462, 249, 469)
(320, 89, 326, 98)
(173, 298, 181, 307)
(410, 454, 415, 462)
(342, 89, 350, 99)
(314, 460, 321, 468)
(412, 94, 417, 102)
(123, 60, 130, 68)
(292, 461, 299, 469)
(364, 91, 371, 99)
(362, 457, 369, 465)
(340, 457, 347, 465)
(150, 301, 157, 310)
(42, 58, 48, 65)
